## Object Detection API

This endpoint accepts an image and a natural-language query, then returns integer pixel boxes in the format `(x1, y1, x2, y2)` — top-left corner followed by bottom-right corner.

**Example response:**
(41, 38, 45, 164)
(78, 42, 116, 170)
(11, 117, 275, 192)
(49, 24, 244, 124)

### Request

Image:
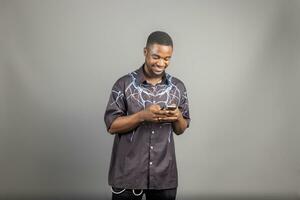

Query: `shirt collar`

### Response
(135, 64, 169, 85)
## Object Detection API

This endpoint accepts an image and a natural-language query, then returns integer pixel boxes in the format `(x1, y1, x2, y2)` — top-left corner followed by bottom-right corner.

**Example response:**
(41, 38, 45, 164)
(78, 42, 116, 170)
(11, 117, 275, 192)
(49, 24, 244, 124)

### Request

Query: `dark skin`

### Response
(108, 43, 188, 135)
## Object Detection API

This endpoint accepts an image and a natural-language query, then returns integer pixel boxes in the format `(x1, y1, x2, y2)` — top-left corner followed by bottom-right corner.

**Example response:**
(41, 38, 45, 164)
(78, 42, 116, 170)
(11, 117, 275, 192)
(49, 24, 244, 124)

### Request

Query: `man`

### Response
(104, 31, 190, 200)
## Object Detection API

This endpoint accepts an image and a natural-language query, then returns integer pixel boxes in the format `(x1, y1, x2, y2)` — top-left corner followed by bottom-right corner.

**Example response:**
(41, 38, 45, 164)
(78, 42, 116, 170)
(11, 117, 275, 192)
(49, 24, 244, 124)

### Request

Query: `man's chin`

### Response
(152, 67, 165, 75)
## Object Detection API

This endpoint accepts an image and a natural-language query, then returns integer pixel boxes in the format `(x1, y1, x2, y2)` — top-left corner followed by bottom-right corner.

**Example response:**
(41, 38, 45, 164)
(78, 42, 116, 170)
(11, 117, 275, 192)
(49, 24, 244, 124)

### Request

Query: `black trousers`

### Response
(111, 187, 177, 200)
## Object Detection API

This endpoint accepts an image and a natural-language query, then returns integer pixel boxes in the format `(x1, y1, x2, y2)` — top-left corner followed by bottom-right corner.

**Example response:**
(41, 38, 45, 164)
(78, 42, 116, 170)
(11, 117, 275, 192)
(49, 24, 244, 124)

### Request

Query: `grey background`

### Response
(0, 0, 299, 199)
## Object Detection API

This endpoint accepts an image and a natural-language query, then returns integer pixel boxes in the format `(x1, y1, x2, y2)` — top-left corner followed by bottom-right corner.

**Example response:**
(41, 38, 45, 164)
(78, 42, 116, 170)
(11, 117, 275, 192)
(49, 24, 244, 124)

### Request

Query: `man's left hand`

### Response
(154, 107, 183, 123)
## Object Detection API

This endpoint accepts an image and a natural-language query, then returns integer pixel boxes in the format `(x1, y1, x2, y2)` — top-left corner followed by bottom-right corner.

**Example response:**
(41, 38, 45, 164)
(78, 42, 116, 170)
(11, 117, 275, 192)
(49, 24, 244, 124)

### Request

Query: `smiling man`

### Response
(104, 31, 190, 200)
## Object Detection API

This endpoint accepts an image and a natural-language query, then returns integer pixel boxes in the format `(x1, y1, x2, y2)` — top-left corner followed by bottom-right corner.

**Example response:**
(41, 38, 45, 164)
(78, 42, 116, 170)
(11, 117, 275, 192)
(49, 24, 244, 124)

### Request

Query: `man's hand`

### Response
(158, 104, 188, 135)
(139, 104, 184, 124)
(139, 104, 166, 123)
(138, 104, 187, 135)
(155, 106, 183, 123)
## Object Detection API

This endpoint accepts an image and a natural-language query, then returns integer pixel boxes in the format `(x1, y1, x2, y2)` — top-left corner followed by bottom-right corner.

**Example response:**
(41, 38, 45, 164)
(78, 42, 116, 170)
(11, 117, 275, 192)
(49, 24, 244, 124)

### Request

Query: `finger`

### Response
(165, 111, 179, 116)
(159, 117, 178, 122)
(153, 117, 160, 122)
(166, 110, 177, 115)
(156, 116, 167, 123)
(153, 104, 161, 109)
(153, 113, 167, 118)
(154, 110, 169, 115)
(165, 114, 177, 118)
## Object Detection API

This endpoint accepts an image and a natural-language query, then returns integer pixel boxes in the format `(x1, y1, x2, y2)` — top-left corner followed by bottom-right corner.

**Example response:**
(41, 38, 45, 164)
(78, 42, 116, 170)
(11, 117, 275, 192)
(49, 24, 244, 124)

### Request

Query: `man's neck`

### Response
(143, 64, 163, 85)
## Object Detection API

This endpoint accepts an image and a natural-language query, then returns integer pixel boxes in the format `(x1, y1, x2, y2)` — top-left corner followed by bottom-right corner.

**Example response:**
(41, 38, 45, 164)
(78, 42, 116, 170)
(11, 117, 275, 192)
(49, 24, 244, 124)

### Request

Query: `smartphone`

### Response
(163, 105, 177, 111)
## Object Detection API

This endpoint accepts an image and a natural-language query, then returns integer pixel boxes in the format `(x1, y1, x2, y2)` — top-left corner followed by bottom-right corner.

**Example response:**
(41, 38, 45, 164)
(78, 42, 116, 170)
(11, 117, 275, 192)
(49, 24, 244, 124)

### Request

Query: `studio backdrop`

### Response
(0, 0, 299, 199)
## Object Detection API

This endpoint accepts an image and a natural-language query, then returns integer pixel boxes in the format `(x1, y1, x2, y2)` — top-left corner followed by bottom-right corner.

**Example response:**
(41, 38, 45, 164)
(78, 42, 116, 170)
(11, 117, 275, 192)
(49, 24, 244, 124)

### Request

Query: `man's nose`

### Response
(157, 59, 165, 67)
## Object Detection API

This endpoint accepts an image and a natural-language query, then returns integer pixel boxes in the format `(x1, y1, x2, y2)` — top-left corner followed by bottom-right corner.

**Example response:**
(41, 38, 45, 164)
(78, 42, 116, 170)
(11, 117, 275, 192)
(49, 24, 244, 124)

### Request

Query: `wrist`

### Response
(137, 110, 145, 122)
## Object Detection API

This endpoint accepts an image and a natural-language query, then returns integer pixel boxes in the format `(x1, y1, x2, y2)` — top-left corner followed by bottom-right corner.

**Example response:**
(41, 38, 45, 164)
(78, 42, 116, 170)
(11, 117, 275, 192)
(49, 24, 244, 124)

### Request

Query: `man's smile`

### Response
(152, 65, 165, 73)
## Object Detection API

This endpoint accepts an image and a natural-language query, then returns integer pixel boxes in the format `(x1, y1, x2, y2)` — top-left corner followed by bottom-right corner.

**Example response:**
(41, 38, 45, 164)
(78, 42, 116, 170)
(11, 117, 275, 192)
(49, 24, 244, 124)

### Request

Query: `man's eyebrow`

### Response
(151, 54, 171, 59)
(151, 53, 160, 57)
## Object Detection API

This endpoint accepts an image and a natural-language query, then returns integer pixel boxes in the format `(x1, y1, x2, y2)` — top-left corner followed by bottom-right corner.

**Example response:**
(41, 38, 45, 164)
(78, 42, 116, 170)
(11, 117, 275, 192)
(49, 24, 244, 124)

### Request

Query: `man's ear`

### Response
(143, 47, 147, 56)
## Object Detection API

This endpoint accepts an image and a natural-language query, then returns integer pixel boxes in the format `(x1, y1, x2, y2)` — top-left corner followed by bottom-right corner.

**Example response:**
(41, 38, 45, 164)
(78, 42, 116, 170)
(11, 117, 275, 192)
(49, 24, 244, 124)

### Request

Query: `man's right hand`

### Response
(139, 104, 168, 123)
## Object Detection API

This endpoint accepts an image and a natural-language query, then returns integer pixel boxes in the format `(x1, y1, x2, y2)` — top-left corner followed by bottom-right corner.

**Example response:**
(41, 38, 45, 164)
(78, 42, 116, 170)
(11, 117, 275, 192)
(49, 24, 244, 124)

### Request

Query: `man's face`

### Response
(144, 43, 173, 78)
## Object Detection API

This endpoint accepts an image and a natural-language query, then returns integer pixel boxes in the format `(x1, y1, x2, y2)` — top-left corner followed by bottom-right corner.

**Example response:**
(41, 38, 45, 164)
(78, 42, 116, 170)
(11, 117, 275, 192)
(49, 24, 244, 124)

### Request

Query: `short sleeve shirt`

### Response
(104, 64, 190, 190)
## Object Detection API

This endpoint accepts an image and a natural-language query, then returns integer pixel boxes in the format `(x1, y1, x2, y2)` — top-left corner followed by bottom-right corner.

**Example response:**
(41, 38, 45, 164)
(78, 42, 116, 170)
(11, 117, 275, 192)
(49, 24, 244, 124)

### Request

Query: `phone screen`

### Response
(166, 105, 177, 110)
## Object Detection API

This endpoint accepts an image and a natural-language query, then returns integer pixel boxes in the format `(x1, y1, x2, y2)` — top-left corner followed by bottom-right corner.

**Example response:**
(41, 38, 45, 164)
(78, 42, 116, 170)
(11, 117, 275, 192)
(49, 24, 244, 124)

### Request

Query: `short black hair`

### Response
(146, 31, 173, 48)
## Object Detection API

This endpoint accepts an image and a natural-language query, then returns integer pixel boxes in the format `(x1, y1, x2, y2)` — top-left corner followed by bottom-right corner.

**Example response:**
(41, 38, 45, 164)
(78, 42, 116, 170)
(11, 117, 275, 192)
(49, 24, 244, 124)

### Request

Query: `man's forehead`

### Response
(148, 44, 173, 55)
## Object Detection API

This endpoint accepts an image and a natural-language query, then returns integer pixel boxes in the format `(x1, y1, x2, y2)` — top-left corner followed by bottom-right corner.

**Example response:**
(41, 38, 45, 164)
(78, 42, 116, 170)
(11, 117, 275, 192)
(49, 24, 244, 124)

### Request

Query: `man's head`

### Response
(144, 31, 173, 78)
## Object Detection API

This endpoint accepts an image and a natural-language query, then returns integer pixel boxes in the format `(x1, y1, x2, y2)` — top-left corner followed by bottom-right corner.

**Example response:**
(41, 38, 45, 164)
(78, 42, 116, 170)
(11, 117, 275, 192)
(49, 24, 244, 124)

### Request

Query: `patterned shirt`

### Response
(104, 64, 190, 189)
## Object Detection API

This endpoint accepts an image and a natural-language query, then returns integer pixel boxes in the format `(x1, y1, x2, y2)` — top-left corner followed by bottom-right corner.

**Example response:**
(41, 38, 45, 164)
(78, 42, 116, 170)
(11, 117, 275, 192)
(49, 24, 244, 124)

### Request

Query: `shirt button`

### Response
(151, 130, 155, 134)
(150, 162, 153, 165)
(150, 146, 153, 150)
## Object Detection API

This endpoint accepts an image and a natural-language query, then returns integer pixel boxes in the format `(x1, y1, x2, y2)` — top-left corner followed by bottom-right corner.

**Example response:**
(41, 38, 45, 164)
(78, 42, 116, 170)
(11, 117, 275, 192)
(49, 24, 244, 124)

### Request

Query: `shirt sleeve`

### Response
(104, 79, 127, 131)
(177, 82, 191, 128)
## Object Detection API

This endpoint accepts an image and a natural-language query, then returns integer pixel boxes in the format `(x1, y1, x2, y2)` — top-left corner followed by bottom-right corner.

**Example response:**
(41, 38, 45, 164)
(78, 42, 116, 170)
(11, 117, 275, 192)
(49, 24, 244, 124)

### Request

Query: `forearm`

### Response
(172, 115, 187, 135)
(108, 112, 143, 134)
